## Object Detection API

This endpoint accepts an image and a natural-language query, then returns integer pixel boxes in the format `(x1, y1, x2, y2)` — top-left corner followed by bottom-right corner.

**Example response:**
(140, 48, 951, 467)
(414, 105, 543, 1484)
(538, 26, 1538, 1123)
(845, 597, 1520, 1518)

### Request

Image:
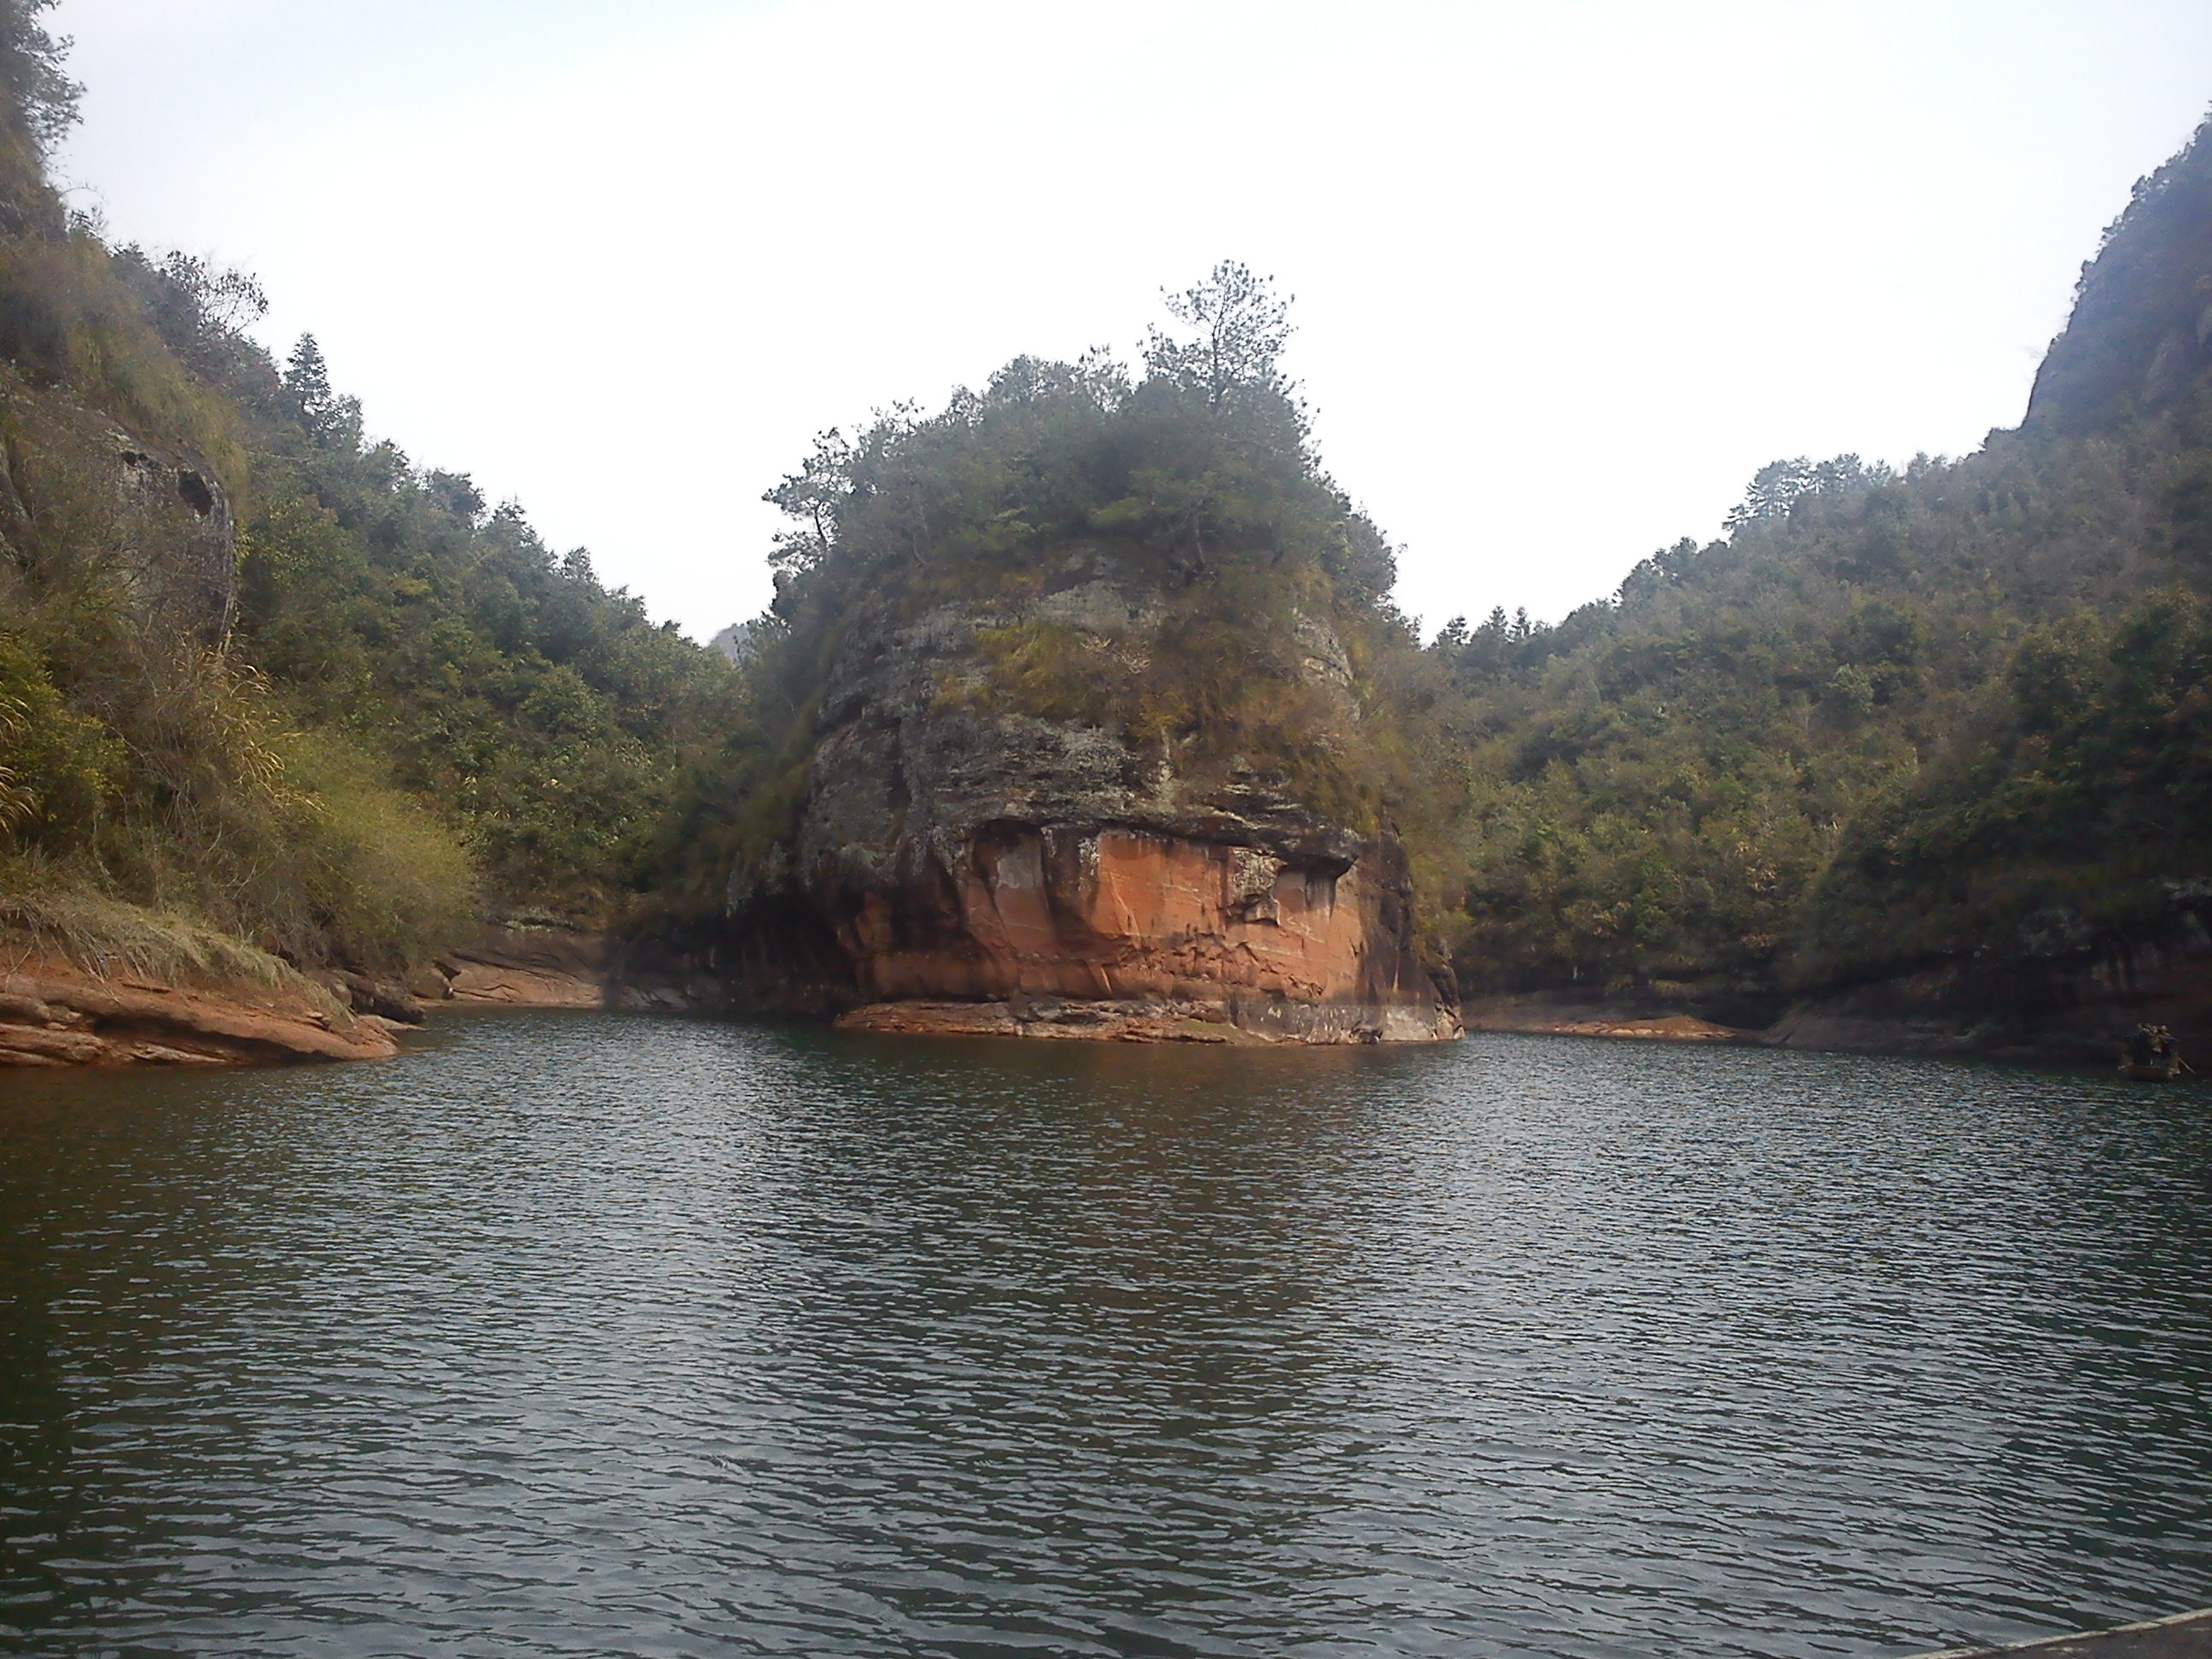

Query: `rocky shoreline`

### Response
(0, 952, 402, 1068)
(1461, 999, 1749, 1045)
(439, 925, 611, 1009)
(0, 923, 622, 1072)
(1464, 950, 2212, 1066)
(15, 920, 2212, 1072)
(838, 993, 1459, 1045)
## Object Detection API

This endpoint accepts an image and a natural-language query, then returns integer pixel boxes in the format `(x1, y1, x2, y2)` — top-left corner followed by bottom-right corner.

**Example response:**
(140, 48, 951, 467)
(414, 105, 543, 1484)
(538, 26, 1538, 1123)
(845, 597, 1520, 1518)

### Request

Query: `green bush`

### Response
(0, 630, 117, 841)
(276, 729, 475, 972)
(709, 274, 1429, 930)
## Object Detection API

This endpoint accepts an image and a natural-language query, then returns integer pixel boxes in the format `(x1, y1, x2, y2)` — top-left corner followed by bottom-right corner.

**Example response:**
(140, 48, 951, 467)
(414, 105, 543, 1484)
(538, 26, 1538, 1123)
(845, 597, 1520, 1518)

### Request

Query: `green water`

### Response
(3, 1011, 2209, 1656)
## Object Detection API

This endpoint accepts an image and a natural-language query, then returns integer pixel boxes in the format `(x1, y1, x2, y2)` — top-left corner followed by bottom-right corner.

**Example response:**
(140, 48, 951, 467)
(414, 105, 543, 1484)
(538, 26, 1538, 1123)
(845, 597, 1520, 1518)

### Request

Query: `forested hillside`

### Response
(6, 0, 2208, 1051)
(0, 0, 732, 985)
(641, 110, 2212, 1045)
(1432, 111, 2212, 1018)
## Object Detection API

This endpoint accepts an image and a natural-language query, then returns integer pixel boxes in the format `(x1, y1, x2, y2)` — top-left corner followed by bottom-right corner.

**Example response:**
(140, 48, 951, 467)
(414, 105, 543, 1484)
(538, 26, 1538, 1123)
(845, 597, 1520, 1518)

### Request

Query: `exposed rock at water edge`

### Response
(725, 576, 1460, 1045)
(0, 953, 399, 1068)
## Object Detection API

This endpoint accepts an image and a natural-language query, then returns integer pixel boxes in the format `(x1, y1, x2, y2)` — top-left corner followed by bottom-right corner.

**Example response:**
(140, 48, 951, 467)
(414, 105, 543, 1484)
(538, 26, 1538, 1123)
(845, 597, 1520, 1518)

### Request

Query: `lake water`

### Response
(3, 1013, 2210, 1657)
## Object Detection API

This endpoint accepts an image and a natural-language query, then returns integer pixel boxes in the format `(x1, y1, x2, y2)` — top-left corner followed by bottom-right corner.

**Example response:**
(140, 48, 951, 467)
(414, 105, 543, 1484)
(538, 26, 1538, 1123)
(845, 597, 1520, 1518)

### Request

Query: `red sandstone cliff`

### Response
(719, 563, 1460, 1044)
(831, 825, 1450, 1042)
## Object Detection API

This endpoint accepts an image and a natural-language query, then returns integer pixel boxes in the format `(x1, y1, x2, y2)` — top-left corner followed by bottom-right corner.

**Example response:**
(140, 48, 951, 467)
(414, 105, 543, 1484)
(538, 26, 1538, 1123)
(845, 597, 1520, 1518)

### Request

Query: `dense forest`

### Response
(0, 2, 735, 987)
(660, 107, 2212, 1027)
(1431, 113, 2212, 1015)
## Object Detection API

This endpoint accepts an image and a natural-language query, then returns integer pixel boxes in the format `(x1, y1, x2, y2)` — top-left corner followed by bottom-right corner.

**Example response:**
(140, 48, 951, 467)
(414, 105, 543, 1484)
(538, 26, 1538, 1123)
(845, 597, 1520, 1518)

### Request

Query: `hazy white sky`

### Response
(49, 0, 2212, 640)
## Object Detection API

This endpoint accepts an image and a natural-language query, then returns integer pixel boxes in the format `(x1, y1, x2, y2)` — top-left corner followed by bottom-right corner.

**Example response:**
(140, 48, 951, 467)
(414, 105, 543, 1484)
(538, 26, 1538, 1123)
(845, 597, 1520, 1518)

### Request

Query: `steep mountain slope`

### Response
(2025, 123, 2212, 435)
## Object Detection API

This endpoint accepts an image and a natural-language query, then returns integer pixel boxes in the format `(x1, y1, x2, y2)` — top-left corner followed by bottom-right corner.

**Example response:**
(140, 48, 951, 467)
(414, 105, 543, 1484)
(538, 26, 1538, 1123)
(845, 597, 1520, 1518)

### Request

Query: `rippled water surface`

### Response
(3, 1014, 2212, 1656)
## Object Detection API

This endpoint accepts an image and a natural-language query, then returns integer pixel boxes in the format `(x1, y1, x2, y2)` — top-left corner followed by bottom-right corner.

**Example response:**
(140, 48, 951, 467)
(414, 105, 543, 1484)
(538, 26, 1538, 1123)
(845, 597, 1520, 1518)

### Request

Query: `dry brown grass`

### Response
(0, 859, 341, 1020)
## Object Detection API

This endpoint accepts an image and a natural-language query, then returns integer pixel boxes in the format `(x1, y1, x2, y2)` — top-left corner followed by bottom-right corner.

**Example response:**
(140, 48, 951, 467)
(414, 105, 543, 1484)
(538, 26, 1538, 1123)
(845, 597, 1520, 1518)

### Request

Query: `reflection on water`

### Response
(2, 1014, 2210, 1656)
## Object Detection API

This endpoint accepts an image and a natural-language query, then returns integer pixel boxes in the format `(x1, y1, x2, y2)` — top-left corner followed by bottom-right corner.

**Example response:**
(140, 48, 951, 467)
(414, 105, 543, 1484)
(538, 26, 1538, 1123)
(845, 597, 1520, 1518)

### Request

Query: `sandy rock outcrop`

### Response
(824, 827, 1452, 1042)
(439, 924, 610, 1008)
(0, 954, 399, 1069)
(307, 969, 428, 1025)
(838, 997, 1269, 1043)
(728, 562, 1459, 1044)
(1460, 996, 1748, 1044)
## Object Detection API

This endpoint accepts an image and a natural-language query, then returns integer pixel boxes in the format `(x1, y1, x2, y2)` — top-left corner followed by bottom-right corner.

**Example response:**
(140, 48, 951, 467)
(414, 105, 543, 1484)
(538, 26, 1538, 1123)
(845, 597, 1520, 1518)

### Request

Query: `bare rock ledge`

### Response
(439, 924, 610, 1009)
(836, 993, 1452, 1045)
(0, 955, 399, 1069)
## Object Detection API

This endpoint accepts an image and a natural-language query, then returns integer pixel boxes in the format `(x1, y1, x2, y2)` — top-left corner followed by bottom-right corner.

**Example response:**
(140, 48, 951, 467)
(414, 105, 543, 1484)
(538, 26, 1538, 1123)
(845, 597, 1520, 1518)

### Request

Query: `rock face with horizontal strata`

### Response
(0, 955, 399, 1068)
(727, 560, 1459, 1044)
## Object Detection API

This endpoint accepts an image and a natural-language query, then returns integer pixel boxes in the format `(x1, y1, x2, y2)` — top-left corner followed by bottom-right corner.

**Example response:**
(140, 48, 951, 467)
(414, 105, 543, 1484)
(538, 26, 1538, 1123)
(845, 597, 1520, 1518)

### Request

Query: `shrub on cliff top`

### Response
(748, 264, 1423, 835)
